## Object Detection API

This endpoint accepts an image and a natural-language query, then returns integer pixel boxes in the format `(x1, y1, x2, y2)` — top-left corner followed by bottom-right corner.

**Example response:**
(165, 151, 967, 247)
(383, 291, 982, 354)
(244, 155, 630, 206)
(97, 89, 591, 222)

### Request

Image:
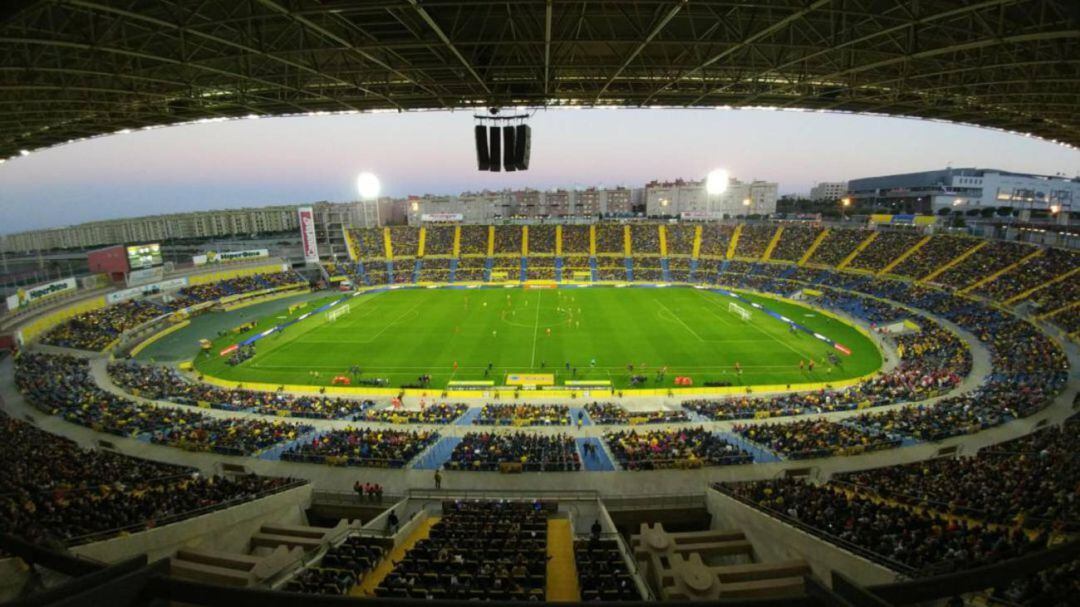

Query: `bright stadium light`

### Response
(356, 172, 381, 200)
(706, 169, 729, 195)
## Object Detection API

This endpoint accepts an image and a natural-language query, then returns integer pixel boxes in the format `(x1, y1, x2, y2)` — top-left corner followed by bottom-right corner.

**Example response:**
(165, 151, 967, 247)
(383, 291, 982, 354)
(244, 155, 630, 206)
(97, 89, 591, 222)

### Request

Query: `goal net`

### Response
(327, 303, 351, 322)
(728, 302, 751, 322)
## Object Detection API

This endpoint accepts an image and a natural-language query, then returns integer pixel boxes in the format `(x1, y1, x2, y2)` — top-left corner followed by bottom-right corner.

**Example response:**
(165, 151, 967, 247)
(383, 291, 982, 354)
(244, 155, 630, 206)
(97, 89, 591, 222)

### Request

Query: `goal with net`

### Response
(326, 303, 351, 322)
(728, 302, 751, 322)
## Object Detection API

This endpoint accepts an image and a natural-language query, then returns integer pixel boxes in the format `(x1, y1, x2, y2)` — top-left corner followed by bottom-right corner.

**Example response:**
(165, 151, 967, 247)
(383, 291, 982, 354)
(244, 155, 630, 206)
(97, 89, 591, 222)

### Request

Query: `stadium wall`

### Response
(69, 482, 313, 563)
(706, 489, 899, 587)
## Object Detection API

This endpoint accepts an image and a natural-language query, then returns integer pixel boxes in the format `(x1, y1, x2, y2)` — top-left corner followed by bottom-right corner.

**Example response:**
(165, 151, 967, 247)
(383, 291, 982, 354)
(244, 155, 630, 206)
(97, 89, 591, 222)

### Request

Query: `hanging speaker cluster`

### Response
(474, 108, 531, 172)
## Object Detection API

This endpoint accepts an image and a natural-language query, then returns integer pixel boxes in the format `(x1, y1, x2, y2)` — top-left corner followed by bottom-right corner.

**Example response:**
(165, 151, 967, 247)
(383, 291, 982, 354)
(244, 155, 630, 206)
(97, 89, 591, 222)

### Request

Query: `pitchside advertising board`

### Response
(106, 278, 189, 305)
(298, 206, 319, 263)
(192, 249, 269, 266)
(5, 277, 78, 312)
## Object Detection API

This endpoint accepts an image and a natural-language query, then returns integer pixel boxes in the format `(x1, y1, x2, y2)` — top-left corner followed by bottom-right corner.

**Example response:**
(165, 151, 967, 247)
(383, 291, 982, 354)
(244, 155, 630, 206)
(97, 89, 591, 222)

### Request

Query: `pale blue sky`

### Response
(1, 108, 1077, 233)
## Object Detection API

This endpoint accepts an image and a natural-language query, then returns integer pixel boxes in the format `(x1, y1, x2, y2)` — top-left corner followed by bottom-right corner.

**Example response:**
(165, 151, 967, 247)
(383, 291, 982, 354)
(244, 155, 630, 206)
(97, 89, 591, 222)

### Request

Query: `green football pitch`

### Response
(192, 286, 882, 390)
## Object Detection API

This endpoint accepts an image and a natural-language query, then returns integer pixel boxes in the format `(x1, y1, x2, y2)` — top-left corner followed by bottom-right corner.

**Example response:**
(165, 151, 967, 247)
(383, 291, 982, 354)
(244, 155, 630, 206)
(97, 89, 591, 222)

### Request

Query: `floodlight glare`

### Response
(706, 169, 729, 195)
(356, 172, 381, 200)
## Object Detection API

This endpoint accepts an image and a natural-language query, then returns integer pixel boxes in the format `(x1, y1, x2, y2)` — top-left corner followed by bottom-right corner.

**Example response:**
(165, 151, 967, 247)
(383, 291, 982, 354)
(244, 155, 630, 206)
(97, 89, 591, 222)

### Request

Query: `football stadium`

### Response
(0, 2, 1078, 607)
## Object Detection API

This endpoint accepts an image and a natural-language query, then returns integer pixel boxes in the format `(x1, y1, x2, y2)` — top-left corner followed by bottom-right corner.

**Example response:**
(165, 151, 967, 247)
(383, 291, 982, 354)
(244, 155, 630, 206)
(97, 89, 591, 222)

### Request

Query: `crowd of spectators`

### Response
(807, 229, 869, 267)
(834, 414, 1079, 530)
(630, 224, 661, 255)
(171, 272, 303, 308)
(422, 225, 456, 256)
(281, 427, 439, 468)
(108, 360, 374, 419)
(733, 224, 777, 259)
(718, 478, 1047, 575)
(633, 265, 663, 282)
(454, 257, 486, 282)
(733, 419, 901, 459)
(1046, 306, 1080, 335)
(286, 536, 385, 595)
(377, 500, 550, 600)
(391, 259, 416, 284)
(594, 224, 624, 254)
(475, 404, 570, 426)
(848, 230, 923, 273)
(151, 417, 314, 456)
(351, 228, 384, 258)
(41, 300, 166, 350)
(494, 225, 523, 255)
(526, 257, 557, 281)
(934, 240, 1035, 289)
(528, 225, 556, 254)
(697, 224, 735, 257)
(360, 403, 468, 424)
(418, 258, 453, 282)
(575, 539, 641, 601)
(603, 427, 752, 469)
(458, 226, 489, 255)
(16, 352, 210, 436)
(389, 226, 419, 257)
(667, 257, 694, 282)
(561, 225, 591, 254)
(770, 225, 823, 263)
(596, 262, 627, 281)
(892, 234, 974, 279)
(992, 558, 1079, 606)
(664, 224, 696, 256)
(0, 409, 298, 547)
(584, 402, 689, 425)
(1028, 271, 1080, 311)
(974, 246, 1076, 302)
(447, 432, 581, 471)
(362, 259, 389, 285)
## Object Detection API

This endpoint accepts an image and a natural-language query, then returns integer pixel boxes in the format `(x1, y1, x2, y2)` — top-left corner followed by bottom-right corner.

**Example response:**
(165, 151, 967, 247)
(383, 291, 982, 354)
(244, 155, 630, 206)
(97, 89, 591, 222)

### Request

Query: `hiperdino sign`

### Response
(5, 277, 77, 312)
(193, 249, 269, 266)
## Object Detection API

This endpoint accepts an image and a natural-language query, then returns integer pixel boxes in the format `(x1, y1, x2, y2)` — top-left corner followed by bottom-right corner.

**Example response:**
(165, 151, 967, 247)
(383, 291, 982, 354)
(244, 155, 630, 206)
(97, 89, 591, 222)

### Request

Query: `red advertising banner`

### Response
(298, 206, 319, 263)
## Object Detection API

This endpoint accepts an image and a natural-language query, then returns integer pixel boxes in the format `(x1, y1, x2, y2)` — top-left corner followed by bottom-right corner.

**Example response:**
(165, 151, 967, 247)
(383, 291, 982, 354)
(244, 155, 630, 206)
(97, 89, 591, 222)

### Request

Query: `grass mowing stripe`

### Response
(693, 289, 817, 361)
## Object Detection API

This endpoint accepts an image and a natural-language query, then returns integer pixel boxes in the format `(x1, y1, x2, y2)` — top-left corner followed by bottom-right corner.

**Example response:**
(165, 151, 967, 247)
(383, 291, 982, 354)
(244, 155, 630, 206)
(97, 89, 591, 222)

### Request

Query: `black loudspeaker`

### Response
(474, 125, 489, 171)
(502, 126, 517, 172)
(488, 126, 501, 172)
(514, 124, 531, 170)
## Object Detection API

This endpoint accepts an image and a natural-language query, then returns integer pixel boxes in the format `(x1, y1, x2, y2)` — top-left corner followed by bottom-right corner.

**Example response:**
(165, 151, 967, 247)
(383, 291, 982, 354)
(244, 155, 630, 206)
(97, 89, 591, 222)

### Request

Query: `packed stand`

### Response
(422, 225, 456, 256)
(561, 225, 591, 254)
(734, 419, 901, 459)
(718, 478, 1048, 575)
(892, 234, 974, 279)
(447, 432, 581, 471)
(281, 427, 438, 468)
(417, 257, 453, 283)
(458, 225, 489, 255)
(475, 403, 570, 426)
(604, 427, 752, 469)
(834, 415, 1079, 530)
(733, 224, 777, 259)
(526, 257, 557, 280)
(0, 409, 299, 547)
(934, 240, 1035, 289)
(698, 223, 735, 257)
(172, 272, 303, 308)
(630, 224, 661, 255)
(807, 228, 869, 267)
(585, 402, 689, 425)
(664, 224, 697, 256)
(360, 403, 468, 424)
(41, 300, 165, 351)
(494, 225, 523, 255)
(595, 224, 625, 254)
(1028, 272, 1080, 311)
(974, 246, 1076, 302)
(389, 226, 419, 257)
(285, 536, 386, 596)
(108, 360, 374, 419)
(391, 259, 415, 284)
(454, 257, 486, 282)
(667, 257, 694, 282)
(528, 225, 556, 254)
(16, 352, 210, 436)
(352, 228, 384, 258)
(848, 230, 923, 273)
(990, 558, 1079, 606)
(770, 225, 823, 262)
(361, 259, 388, 285)
(377, 500, 550, 600)
(152, 418, 314, 456)
(1046, 305, 1080, 335)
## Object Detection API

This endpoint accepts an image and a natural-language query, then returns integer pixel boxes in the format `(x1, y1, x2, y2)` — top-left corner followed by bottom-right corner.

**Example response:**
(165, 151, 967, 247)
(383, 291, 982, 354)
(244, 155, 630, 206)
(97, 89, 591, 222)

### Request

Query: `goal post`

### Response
(727, 301, 751, 322)
(327, 303, 351, 322)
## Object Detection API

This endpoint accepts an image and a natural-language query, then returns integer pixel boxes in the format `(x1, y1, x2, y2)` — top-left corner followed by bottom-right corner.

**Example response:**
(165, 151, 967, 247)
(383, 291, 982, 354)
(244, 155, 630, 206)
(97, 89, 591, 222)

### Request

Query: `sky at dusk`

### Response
(1, 108, 1078, 234)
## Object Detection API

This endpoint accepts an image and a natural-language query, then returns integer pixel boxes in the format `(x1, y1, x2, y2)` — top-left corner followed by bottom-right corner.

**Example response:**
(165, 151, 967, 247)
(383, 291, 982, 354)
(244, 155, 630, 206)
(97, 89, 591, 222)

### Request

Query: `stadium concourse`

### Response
(0, 222, 1077, 606)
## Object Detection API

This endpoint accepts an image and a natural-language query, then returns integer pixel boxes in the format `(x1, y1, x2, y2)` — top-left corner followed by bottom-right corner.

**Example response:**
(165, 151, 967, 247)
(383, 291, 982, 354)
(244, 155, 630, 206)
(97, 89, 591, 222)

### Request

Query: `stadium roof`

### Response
(1, 0, 1078, 159)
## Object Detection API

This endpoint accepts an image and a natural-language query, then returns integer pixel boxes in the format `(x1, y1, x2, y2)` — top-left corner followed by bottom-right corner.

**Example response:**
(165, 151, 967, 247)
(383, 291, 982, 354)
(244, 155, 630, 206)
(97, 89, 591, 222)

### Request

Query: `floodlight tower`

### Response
(706, 169, 728, 216)
(356, 172, 382, 226)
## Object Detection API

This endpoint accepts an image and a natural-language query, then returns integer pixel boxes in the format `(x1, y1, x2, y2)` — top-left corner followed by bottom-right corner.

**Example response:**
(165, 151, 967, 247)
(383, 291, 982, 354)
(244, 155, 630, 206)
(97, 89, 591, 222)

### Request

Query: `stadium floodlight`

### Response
(356, 172, 381, 200)
(706, 169, 729, 195)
